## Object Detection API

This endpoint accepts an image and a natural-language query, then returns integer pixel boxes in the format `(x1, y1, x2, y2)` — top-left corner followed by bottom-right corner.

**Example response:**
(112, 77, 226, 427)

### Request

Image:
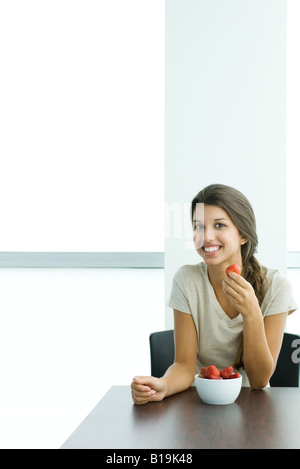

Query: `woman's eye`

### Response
(194, 224, 204, 231)
(215, 223, 225, 228)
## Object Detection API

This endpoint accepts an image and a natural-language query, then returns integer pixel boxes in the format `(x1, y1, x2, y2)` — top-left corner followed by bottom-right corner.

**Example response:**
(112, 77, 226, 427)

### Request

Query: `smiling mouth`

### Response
(202, 245, 222, 254)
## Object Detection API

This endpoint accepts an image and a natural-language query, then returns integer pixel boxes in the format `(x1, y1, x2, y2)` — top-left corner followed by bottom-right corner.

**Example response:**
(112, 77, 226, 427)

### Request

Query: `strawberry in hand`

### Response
(226, 264, 241, 276)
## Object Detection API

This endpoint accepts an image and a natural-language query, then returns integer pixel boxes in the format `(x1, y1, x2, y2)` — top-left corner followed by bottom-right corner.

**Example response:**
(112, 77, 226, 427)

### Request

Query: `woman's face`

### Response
(192, 204, 247, 269)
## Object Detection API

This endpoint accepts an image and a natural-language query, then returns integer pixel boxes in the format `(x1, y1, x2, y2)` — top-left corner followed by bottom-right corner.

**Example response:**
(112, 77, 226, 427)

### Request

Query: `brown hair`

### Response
(191, 184, 267, 369)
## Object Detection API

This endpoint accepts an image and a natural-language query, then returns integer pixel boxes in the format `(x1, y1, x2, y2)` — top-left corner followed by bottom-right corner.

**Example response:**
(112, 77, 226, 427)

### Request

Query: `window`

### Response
(0, 1, 164, 253)
(286, 0, 300, 332)
(287, 0, 300, 254)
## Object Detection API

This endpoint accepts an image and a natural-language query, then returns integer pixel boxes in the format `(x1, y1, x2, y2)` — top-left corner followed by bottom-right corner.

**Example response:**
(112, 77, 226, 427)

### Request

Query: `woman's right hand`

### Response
(131, 376, 167, 405)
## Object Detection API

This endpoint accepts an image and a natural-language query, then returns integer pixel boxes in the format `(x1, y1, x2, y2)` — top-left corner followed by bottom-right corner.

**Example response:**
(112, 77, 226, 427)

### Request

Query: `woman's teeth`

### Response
(203, 246, 220, 252)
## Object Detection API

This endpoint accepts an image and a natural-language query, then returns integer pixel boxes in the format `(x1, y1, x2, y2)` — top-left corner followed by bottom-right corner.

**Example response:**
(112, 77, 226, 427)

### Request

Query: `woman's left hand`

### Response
(222, 271, 260, 317)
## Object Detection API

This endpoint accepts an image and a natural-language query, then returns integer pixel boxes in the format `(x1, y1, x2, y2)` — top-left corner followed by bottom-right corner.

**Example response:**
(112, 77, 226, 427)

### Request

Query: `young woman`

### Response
(131, 184, 297, 405)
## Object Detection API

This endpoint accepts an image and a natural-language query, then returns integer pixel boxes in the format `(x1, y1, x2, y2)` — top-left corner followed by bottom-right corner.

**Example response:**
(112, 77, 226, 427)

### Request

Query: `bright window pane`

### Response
(287, 0, 300, 251)
(0, 1, 164, 252)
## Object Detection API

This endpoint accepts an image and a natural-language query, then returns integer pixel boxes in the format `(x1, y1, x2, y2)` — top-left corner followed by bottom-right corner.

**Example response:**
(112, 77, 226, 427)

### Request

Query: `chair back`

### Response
(270, 332, 300, 387)
(149, 330, 174, 377)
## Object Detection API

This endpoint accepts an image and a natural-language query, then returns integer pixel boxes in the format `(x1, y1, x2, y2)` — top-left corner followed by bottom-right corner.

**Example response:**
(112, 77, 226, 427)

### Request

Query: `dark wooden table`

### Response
(61, 385, 300, 449)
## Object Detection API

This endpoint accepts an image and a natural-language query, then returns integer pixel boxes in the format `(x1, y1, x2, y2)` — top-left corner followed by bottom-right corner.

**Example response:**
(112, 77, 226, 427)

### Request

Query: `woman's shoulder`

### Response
(262, 266, 297, 315)
(264, 267, 289, 282)
(175, 262, 206, 278)
(263, 267, 293, 292)
(172, 262, 207, 288)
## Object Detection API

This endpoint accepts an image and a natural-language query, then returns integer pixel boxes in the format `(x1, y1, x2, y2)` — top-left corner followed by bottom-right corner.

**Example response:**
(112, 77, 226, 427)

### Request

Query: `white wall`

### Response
(165, 0, 287, 328)
(0, 268, 164, 448)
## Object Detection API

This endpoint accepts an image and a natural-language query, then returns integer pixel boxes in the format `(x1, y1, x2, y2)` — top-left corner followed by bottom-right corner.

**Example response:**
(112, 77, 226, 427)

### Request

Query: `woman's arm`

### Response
(243, 310, 287, 388)
(162, 309, 198, 397)
(131, 310, 197, 404)
(223, 271, 288, 388)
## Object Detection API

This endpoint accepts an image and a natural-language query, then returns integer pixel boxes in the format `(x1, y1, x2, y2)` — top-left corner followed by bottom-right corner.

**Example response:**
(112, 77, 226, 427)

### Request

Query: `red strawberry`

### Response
(205, 365, 220, 379)
(226, 264, 241, 276)
(228, 372, 240, 379)
(210, 375, 223, 380)
(220, 366, 233, 379)
(200, 367, 207, 378)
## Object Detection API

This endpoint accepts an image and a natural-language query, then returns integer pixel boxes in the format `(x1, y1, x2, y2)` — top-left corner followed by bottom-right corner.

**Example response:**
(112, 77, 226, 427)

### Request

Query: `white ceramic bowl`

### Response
(194, 374, 242, 405)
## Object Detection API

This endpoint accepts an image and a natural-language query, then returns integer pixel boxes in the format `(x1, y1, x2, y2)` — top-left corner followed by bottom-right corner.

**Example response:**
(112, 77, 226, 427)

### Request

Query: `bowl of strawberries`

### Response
(195, 365, 242, 405)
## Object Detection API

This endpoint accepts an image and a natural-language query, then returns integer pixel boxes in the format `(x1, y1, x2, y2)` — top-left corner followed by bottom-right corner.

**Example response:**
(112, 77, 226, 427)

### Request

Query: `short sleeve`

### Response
(168, 267, 192, 314)
(263, 271, 297, 317)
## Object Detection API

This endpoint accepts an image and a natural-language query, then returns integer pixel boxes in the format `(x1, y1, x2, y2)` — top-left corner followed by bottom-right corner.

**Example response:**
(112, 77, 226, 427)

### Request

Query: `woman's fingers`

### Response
(222, 278, 238, 300)
(131, 376, 157, 404)
(132, 376, 153, 391)
(133, 390, 157, 404)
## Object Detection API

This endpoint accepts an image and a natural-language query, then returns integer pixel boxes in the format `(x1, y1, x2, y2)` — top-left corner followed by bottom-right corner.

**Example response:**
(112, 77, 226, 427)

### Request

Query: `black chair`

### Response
(270, 332, 300, 387)
(149, 330, 175, 378)
(149, 330, 300, 386)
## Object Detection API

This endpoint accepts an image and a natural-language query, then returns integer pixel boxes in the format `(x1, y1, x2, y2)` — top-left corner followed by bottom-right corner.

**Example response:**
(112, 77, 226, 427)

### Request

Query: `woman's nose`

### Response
(204, 227, 215, 243)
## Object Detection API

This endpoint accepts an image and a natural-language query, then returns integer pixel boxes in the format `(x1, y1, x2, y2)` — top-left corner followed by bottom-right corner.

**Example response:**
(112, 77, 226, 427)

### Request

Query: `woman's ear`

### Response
(240, 237, 248, 246)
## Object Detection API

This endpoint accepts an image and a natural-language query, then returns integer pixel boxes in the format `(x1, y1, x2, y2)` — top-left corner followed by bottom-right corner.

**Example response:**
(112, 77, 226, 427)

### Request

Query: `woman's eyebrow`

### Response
(193, 217, 228, 223)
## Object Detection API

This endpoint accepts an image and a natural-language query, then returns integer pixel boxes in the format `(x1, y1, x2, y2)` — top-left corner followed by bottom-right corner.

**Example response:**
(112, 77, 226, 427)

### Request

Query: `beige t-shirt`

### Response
(168, 262, 297, 386)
